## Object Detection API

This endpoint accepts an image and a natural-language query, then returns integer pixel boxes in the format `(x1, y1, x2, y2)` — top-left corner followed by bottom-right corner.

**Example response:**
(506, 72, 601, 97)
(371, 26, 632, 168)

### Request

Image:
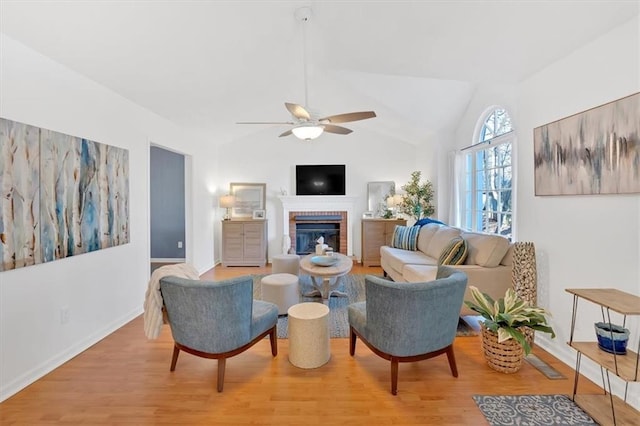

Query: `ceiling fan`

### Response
(237, 7, 376, 141)
(238, 103, 376, 140)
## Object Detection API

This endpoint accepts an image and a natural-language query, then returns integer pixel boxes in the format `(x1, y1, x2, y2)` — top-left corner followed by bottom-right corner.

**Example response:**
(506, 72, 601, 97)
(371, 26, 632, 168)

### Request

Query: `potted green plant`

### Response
(398, 171, 435, 220)
(465, 286, 556, 372)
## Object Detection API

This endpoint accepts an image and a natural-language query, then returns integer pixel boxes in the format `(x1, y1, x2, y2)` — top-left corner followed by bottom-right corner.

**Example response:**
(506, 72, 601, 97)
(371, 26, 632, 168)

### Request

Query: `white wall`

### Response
(188, 139, 219, 272)
(215, 127, 432, 261)
(456, 16, 640, 408)
(517, 15, 640, 407)
(0, 35, 213, 401)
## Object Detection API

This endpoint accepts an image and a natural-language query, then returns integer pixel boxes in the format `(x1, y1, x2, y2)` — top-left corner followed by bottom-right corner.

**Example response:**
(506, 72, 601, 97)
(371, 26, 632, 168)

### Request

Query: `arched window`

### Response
(462, 107, 514, 240)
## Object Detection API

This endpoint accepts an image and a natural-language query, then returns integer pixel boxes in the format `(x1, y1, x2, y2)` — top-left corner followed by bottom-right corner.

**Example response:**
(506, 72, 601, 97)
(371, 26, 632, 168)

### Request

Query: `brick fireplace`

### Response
(278, 195, 358, 256)
(289, 211, 348, 254)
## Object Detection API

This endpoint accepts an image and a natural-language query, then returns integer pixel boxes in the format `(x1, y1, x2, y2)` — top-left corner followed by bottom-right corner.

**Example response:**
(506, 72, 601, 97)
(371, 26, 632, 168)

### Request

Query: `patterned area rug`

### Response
(473, 395, 597, 425)
(252, 274, 477, 339)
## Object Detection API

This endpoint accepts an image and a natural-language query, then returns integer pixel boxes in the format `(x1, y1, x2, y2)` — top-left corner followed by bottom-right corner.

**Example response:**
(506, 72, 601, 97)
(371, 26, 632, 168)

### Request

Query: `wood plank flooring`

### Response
(0, 263, 603, 425)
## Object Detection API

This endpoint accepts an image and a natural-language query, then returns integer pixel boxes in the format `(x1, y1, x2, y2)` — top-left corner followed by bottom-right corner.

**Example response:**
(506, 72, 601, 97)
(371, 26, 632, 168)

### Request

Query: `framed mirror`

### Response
(230, 182, 266, 219)
(367, 181, 395, 218)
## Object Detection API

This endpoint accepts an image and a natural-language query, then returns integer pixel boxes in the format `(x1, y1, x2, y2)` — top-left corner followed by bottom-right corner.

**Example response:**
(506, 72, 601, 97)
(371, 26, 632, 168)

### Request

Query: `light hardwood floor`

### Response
(0, 263, 602, 425)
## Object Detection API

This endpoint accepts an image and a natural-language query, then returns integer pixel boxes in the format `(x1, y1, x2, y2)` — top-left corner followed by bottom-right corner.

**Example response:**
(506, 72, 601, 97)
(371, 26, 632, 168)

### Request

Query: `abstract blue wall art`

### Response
(533, 92, 640, 196)
(0, 118, 129, 271)
(0, 119, 41, 270)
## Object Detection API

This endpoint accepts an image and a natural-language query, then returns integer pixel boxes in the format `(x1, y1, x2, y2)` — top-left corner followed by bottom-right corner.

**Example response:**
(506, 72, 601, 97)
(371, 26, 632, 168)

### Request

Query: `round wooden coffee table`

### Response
(299, 253, 353, 301)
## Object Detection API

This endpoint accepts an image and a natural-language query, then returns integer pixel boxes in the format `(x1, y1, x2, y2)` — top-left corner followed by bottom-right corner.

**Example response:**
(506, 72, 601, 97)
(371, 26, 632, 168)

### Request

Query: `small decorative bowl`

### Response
(594, 322, 630, 355)
(310, 255, 339, 267)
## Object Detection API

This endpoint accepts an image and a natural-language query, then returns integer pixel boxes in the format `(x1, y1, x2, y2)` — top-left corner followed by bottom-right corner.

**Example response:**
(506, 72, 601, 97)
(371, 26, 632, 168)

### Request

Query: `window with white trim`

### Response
(462, 108, 514, 240)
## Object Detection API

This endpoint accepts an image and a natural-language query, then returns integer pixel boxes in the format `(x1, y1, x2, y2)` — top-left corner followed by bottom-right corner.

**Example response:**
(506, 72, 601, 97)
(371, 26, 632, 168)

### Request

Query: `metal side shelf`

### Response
(566, 288, 640, 426)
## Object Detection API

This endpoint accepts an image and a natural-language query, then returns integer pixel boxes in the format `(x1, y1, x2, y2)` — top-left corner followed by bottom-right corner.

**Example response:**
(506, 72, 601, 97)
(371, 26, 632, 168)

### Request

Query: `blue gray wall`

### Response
(150, 146, 185, 259)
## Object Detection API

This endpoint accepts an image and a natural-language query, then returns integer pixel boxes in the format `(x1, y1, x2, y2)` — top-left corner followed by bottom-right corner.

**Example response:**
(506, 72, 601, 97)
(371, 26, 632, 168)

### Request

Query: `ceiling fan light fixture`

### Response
(236, 7, 375, 139)
(292, 124, 324, 140)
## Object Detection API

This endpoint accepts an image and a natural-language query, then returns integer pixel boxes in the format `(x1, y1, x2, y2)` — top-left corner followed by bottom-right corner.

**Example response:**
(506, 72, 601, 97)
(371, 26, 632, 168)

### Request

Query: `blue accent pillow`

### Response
(415, 217, 445, 227)
(391, 225, 420, 251)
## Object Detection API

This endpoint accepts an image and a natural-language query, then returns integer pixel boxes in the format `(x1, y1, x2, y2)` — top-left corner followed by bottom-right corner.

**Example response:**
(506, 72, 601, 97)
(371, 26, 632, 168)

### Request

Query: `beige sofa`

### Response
(380, 223, 514, 315)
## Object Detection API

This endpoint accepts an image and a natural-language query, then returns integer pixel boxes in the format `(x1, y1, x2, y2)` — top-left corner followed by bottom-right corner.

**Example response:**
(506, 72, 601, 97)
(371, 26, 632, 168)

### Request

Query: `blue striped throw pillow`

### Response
(391, 225, 420, 251)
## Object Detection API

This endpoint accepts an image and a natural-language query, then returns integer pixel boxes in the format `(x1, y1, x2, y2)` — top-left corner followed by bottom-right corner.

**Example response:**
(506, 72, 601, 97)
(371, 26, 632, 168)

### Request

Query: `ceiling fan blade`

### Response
(236, 121, 295, 125)
(285, 102, 311, 120)
(323, 124, 352, 135)
(320, 111, 376, 124)
(279, 129, 293, 137)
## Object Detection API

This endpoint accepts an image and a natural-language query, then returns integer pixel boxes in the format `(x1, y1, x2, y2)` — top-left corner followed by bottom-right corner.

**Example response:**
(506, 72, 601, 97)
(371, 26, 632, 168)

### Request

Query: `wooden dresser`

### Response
(361, 218, 406, 267)
(221, 220, 267, 266)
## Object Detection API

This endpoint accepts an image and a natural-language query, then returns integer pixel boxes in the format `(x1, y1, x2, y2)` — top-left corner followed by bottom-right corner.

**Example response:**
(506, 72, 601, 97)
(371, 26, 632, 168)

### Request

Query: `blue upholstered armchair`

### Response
(348, 266, 468, 395)
(160, 275, 279, 392)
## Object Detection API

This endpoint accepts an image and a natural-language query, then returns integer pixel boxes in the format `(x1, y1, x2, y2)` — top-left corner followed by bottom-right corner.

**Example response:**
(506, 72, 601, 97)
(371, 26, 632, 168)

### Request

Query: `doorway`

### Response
(150, 145, 186, 274)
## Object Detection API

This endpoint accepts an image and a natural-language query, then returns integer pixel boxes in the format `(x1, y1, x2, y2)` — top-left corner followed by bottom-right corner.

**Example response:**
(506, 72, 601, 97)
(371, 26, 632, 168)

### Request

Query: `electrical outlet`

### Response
(60, 307, 70, 324)
(177, 241, 183, 248)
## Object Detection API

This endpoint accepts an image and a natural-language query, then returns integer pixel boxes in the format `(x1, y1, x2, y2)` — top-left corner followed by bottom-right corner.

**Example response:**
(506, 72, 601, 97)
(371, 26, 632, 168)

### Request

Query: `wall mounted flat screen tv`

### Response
(296, 164, 346, 196)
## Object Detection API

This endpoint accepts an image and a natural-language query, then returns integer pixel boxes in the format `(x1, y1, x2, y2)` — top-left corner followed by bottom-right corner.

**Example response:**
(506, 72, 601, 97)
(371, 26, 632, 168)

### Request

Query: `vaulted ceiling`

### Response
(1, 1, 638, 144)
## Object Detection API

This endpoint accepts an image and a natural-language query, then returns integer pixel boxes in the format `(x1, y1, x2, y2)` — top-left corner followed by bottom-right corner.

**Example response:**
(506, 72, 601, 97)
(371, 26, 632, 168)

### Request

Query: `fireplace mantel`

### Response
(278, 195, 360, 256)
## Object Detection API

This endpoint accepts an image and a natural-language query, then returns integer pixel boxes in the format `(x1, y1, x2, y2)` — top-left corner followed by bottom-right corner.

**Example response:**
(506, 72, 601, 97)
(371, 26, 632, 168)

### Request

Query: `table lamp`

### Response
(219, 194, 235, 220)
(385, 194, 404, 218)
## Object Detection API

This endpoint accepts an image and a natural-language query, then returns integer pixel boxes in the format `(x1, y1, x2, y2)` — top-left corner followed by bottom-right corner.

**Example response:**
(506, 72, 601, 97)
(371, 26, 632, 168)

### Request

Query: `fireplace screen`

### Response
(290, 213, 346, 255)
(295, 223, 340, 255)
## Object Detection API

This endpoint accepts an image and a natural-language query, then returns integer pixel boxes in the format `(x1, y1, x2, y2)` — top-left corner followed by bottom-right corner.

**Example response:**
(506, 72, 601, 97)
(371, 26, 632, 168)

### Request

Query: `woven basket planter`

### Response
(481, 324, 524, 373)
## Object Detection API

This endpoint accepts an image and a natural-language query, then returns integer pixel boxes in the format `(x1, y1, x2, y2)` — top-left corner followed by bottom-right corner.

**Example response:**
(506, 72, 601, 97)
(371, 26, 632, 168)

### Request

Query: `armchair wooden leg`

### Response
(269, 326, 278, 356)
(217, 358, 226, 392)
(349, 327, 357, 356)
(390, 358, 399, 395)
(446, 345, 458, 377)
(170, 345, 180, 371)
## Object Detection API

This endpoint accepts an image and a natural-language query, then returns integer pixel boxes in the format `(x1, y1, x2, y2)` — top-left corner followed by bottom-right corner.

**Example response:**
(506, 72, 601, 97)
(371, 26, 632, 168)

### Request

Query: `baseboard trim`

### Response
(150, 258, 185, 263)
(0, 307, 142, 403)
(197, 261, 216, 276)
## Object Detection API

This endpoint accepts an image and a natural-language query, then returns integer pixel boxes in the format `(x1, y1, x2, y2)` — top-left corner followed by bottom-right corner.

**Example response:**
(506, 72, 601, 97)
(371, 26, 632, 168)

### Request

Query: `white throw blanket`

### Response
(143, 263, 200, 339)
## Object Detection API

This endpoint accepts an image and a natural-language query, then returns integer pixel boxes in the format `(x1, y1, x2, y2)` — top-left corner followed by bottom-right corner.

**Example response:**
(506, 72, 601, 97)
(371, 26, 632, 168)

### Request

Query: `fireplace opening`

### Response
(289, 211, 347, 255)
(294, 215, 342, 255)
(296, 223, 340, 255)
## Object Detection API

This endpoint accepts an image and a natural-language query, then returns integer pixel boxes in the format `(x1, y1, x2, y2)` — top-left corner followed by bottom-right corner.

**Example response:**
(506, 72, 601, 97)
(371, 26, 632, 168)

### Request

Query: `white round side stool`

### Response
(287, 302, 330, 369)
(272, 254, 300, 275)
(261, 273, 299, 315)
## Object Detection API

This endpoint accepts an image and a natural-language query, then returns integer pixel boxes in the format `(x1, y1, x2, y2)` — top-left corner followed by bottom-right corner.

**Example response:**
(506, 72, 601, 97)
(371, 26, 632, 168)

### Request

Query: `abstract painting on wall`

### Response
(0, 118, 129, 272)
(533, 92, 639, 196)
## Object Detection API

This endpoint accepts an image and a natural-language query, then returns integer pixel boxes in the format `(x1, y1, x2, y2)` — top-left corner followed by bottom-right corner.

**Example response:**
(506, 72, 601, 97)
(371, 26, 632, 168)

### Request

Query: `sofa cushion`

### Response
(500, 244, 515, 266)
(424, 226, 463, 259)
(462, 232, 510, 267)
(391, 225, 420, 251)
(380, 246, 436, 273)
(438, 236, 468, 265)
(416, 223, 443, 253)
(403, 264, 438, 282)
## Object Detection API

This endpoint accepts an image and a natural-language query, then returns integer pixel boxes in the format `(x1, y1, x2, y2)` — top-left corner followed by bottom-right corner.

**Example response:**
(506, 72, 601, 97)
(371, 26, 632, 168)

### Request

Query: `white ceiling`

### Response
(1, 1, 638, 144)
